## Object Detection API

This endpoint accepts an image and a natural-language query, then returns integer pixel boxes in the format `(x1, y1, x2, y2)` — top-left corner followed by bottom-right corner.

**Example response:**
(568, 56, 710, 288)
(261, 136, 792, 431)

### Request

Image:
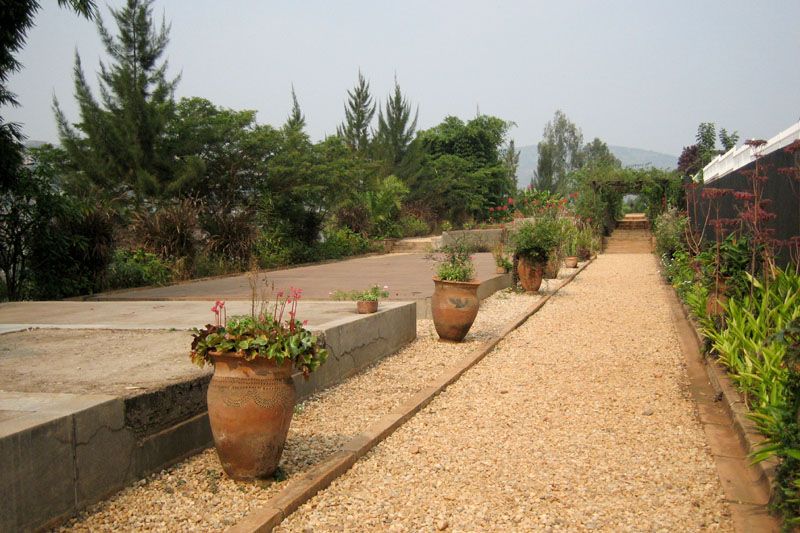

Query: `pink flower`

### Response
(303, 320, 308, 326)
(508, 197, 514, 205)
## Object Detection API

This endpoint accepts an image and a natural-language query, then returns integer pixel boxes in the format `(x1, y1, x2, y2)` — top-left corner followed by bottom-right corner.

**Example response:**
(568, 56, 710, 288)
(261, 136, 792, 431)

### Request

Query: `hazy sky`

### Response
(7, 0, 800, 155)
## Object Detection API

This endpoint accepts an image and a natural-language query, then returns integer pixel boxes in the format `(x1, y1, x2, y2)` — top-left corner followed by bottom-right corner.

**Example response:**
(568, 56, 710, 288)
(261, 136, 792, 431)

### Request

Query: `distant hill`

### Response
(515, 144, 678, 189)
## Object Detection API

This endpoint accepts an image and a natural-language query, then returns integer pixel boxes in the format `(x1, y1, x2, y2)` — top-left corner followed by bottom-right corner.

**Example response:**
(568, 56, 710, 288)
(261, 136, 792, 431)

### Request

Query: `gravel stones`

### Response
(53, 279, 550, 532)
(277, 255, 732, 531)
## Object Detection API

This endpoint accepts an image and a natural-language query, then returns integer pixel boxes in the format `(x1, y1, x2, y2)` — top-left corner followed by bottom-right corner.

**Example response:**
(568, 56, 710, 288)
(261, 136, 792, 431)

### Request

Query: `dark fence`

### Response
(689, 146, 800, 268)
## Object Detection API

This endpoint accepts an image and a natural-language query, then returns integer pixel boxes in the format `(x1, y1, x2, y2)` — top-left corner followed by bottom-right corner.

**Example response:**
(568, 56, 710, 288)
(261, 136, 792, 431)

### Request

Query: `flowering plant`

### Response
(330, 285, 390, 302)
(190, 278, 327, 377)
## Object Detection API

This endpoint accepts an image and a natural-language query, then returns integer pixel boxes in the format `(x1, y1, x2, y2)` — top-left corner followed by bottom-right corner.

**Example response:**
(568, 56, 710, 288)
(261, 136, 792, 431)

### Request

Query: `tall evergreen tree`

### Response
(54, 0, 178, 203)
(337, 70, 375, 153)
(374, 78, 418, 168)
(503, 139, 520, 186)
(285, 85, 305, 133)
(582, 137, 620, 168)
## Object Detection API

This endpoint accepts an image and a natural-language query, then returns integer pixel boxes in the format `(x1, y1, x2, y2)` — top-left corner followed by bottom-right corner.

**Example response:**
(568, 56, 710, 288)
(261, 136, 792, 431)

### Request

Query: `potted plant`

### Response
(331, 285, 390, 314)
(432, 241, 479, 342)
(492, 243, 513, 274)
(563, 224, 579, 268)
(190, 284, 328, 480)
(510, 218, 560, 292)
(575, 227, 595, 261)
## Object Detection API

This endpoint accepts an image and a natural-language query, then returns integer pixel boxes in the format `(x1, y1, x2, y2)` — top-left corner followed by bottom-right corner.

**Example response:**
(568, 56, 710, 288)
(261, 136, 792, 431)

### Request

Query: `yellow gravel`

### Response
(277, 254, 732, 532)
(54, 269, 572, 532)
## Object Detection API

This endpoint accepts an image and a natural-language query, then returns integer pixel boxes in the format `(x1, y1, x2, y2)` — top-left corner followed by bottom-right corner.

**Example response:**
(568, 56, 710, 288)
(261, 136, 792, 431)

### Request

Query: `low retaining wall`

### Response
(0, 302, 416, 532)
(414, 273, 513, 319)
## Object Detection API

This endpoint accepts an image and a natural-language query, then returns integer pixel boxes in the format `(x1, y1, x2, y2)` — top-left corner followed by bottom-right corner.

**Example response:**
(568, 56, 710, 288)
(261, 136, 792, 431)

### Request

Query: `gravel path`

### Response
(55, 271, 575, 532)
(277, 254, 732, 532)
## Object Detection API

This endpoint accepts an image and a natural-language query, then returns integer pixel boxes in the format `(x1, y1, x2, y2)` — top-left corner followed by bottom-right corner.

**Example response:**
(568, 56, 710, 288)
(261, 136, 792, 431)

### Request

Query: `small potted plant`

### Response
(563, 225, 579, 268)
(190, 278, 328, 480)
(575, 227, 595, 261)
(432, 241, 479, 342)
(331, 285, 390, 314)
(492, 243, 513, 274)
(509, 218, 560, 292)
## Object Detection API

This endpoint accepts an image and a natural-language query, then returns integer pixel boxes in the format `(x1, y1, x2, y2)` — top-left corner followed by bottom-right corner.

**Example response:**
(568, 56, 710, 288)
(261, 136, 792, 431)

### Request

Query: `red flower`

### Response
(489, 207, 495, 212)
(507, 197, 515, 205)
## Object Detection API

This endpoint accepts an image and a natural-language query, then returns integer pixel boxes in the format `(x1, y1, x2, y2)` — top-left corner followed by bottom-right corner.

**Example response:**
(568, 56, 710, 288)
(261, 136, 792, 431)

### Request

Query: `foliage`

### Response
(410, 115, 515, 224)
(337, 70, 375, 153)
(509, 218, 561, 264)
(492, 244, 513, 271)
(534, 110, 584, 194)
(28, 202, 115, 299)
(201, 209, 257, 266)
(652, 207, 688, 258)
(190, 286, 327, 377)
(374, 79, 417, 171)
(435, 241, 475, 282)
(134, 200, 198, 261)
(107, 248, 174, 289)
(316, 227, 371, 259)
(398, 214, 430, 237)
(54, 0, 178, 204)
(330, 285, 389, 302)
(0, 0, 95, 191)
(363, 175, 409, 238)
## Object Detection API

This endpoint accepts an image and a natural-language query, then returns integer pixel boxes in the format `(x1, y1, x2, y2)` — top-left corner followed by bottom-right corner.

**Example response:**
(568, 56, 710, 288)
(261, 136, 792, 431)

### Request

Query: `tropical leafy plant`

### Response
(190, 286, 327, 377)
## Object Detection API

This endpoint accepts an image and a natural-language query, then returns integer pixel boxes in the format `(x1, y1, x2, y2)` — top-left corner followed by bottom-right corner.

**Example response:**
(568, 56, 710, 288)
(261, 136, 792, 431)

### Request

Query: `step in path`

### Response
(273, 254, 756, 531)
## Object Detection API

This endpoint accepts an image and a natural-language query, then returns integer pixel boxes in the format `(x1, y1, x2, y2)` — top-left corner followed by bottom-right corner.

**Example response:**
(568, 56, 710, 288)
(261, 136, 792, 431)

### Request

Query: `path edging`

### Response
(674, 298, 779, 491)
(228, 259, 594, 533)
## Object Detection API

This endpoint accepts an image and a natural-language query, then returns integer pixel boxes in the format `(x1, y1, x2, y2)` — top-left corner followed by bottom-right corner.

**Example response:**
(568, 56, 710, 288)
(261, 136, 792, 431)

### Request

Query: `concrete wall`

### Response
(0, 302, 416, 532)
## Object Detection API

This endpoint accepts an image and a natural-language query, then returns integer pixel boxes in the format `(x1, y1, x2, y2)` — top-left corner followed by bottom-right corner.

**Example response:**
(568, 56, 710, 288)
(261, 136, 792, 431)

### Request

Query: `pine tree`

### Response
(337, 70, 375, 153)
(285, 85, 305, 133)
(374, 78, 418, 168)
(53, 0, 178, 203)
(503, 139, 520, 184)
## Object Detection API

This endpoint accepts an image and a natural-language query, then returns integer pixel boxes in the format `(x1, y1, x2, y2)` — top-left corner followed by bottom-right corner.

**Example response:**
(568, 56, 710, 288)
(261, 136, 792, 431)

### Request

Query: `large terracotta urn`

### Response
(517, 257, 544, 292)
(207, 354, 295, 480)
(431, 278, 480, 342)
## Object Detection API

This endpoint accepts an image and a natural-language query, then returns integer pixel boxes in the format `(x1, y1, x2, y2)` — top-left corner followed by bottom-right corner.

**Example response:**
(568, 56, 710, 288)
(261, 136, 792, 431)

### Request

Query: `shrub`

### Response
(652, 207, 687, 258)
(509, 217, 561, 264)
(201, 209, 256, 266)
(134, 200, 198, 261)
(316, 228, 371, 260)
(399, 215, 430, 237)
(29, 203, 115, 298)
(107, 248, 174, 289)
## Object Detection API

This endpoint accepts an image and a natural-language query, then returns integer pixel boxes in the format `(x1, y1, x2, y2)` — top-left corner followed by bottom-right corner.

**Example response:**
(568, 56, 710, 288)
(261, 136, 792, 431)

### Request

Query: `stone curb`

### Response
(673, 298, 779, 492)
(228, 259, 594, 533)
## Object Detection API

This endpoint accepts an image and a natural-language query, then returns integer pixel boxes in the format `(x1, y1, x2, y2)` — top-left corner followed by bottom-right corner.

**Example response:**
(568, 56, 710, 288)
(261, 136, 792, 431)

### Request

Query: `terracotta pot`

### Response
(356, 300, 378, 314)
(207, 354, 295, 480)
(543, 256, 560, 279)
(564, 256, 578, 268)
(517, 257, 544, 292)
(431, 278, 480, 342)
(495, 266, 507, 274)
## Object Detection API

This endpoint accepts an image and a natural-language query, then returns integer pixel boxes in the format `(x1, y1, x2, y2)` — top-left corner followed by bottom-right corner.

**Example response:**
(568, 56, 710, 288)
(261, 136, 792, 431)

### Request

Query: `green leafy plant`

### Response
(190, 278, 327, 377)
(652, 207, 688, 259)
(509, 217, 561, 264)
(330, 285, 389, 302)
(107, 248, 175, 289)
(435, 241, 475, 282)
(491, 243, 512, 271)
